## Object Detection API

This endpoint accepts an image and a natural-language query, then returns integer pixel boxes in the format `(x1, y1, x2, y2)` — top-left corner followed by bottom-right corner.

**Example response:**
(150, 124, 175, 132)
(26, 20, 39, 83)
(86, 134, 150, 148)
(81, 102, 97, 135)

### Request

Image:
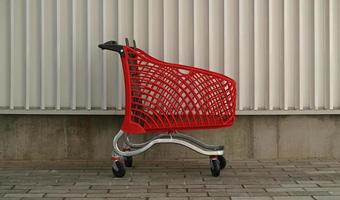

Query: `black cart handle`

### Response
(98, 41, 124, 56)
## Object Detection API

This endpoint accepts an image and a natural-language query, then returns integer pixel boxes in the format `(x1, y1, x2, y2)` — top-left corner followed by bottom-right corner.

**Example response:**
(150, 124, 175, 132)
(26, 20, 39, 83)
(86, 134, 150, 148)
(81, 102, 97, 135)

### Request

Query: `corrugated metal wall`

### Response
(0, 0, 339, 115)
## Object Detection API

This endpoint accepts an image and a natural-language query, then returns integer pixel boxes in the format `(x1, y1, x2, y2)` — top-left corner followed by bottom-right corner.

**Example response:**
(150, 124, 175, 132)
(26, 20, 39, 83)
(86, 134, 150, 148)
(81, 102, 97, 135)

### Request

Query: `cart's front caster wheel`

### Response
(124, 156, 133, 167)
(112, 160, 126, 178)
(210, 159, 221, 177)
(218, 155, 227, 169)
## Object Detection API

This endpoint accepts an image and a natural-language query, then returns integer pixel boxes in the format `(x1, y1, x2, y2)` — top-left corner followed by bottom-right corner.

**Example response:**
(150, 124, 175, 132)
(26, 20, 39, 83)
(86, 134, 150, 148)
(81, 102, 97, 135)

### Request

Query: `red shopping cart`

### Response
(99, 39, 236, 177)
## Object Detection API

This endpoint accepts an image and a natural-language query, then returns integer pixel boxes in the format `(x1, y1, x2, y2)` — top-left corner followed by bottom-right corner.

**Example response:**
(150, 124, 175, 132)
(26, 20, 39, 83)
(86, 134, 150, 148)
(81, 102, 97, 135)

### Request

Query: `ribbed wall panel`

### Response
(0, 0, 339, 114)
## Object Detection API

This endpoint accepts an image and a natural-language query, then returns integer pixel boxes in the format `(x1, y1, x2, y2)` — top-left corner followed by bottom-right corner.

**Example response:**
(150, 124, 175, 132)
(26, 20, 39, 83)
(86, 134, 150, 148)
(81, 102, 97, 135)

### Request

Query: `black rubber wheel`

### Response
(112, 161, 126, 177)
(210, 159, 220, 177)
(124, 156, 133, 167)
(218, 155, 227, 169)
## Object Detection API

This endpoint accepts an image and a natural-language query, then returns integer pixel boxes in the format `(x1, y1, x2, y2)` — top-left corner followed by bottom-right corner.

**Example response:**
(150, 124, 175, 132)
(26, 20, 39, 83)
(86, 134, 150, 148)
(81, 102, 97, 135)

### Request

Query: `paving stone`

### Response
(148, 189, 186, 193)
(265, 188, 304, 192)
(45, 194, 87, 198)
(149, 198, 188, 200)
(305, 188, 340, 192)
(272, 197, 314, 200)
(280, 184, 318, 188)
(313, 196, 340, 200)
(87, 193, 167, 198)
(4, 194, 44, 198)
(231, 198, 273, 200)
(0, 198, 21, 200)
(22, 198, 63, 200)
(168, 193, 207, 197)
(191, 198, 230, 200)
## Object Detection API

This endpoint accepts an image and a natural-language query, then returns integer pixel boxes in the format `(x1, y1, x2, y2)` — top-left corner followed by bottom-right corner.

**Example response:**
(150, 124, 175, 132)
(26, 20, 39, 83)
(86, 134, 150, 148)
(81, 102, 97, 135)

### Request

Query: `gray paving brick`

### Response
(149, 198, 188, 200)
(64, 199, 107, 200)
(87, 193, 167, 198)
(22, 198, 63, 200)
(191, 198, 231, 200)
(305, 188, 340, 192)
(108, 189, 147, 193)
(0, 198, 21, 200)
(231, 197, 272, 200)
(168, 185, 204, 189)
(280, 183, 318, 188)
(313, 196, 340, 200)
(265, 188, 304, 192)
(45, 193, 87, 198)
(168, 193, 207, 197)
(28, 189, 68, 193)
(148, 189, 186, 193)
(272, 197, 314, 200)
(4, 194, 44, 198)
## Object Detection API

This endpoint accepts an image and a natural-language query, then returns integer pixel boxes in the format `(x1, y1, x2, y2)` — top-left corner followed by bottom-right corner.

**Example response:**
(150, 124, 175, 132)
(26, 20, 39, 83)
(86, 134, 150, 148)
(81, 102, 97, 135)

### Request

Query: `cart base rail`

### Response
(111, 130, 226, 177)
(112, 130, 224, 158)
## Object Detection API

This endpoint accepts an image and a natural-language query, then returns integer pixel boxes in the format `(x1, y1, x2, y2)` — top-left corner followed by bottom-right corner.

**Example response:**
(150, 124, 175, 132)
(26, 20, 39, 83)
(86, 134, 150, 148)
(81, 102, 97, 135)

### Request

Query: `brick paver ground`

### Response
(0, 160, 340, 200)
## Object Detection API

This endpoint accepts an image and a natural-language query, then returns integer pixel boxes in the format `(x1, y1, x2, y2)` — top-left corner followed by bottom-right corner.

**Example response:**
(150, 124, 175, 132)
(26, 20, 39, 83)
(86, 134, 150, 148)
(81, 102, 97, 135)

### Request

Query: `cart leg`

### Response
(111, 151, 126, 177)
(209, 156, 221, 177)
(122, 144, 133, 167)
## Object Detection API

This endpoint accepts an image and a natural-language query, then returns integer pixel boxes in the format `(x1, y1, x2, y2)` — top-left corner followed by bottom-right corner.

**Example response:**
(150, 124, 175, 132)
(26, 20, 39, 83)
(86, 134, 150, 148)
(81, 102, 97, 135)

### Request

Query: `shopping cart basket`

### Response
(99, 39, 236, 177)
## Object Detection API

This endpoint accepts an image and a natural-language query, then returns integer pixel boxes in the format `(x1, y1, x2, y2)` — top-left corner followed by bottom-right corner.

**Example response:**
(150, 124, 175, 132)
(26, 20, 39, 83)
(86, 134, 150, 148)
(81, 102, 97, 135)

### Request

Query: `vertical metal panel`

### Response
(89, 0, 105, 109)
(133, 0, 149, 51)
(179, 0, 194, 66)
(314, 0, 330, 109)
(164, 0, 178, 63)
(330, 0, 340, 109)
(56, 0, 61, 110)
(224, 0, 240, 110)
(0, 0, 10, 107)
(239, 0, 254, 110)
(118, 0, 133, 109)
(193, 0, 209, 69)
(224, 0, 239, 86)
(75, 0, 88, 109)
(107, 0, 118, 109)
(254, 0, 269, 110)
(60, 0, 72, 108)
(269, 0, 284, 110)
(44, 0, 56, 108)
(28, 0, 41, 109)
(299, 0, 314, 110)
(71, 0, 77, 110)
(102, 0, 107, 110)
(148, 0, 163, 59)
(284, 0, 299, 110)
(87, 0, 91, 110)
(9, 0, 15, 109)
(25, 0, 30, 110)
(40, 0, 45, 109)
(13, 0, 26, 108)
(209, 0, 224, 73)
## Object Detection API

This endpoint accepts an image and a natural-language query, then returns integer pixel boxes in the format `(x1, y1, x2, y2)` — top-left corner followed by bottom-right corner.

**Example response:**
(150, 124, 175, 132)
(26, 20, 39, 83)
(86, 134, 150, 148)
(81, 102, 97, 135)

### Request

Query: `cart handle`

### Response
(98, 40, 124, 56)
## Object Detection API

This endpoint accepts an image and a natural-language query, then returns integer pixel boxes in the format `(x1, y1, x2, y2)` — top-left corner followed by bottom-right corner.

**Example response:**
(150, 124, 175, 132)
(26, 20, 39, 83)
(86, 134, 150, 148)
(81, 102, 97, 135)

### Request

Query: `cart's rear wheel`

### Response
(218, 155, 227, 169)
(210, 159, 220, 177)
(112, 160, 126, 177)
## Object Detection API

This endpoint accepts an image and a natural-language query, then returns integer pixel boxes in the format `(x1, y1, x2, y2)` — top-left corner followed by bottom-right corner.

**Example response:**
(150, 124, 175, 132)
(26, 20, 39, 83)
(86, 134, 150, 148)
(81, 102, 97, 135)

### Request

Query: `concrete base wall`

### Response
(0, 115, 339, 161)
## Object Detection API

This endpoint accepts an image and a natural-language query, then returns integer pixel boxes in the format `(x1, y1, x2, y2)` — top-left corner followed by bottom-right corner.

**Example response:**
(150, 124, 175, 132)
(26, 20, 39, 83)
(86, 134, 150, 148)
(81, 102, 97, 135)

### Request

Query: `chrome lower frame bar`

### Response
(112, 130, 224, 158)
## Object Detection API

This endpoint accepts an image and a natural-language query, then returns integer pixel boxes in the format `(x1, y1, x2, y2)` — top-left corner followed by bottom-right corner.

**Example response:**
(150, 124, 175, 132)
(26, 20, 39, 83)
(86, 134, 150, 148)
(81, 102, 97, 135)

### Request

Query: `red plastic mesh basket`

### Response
(120, 46, 236, 134)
